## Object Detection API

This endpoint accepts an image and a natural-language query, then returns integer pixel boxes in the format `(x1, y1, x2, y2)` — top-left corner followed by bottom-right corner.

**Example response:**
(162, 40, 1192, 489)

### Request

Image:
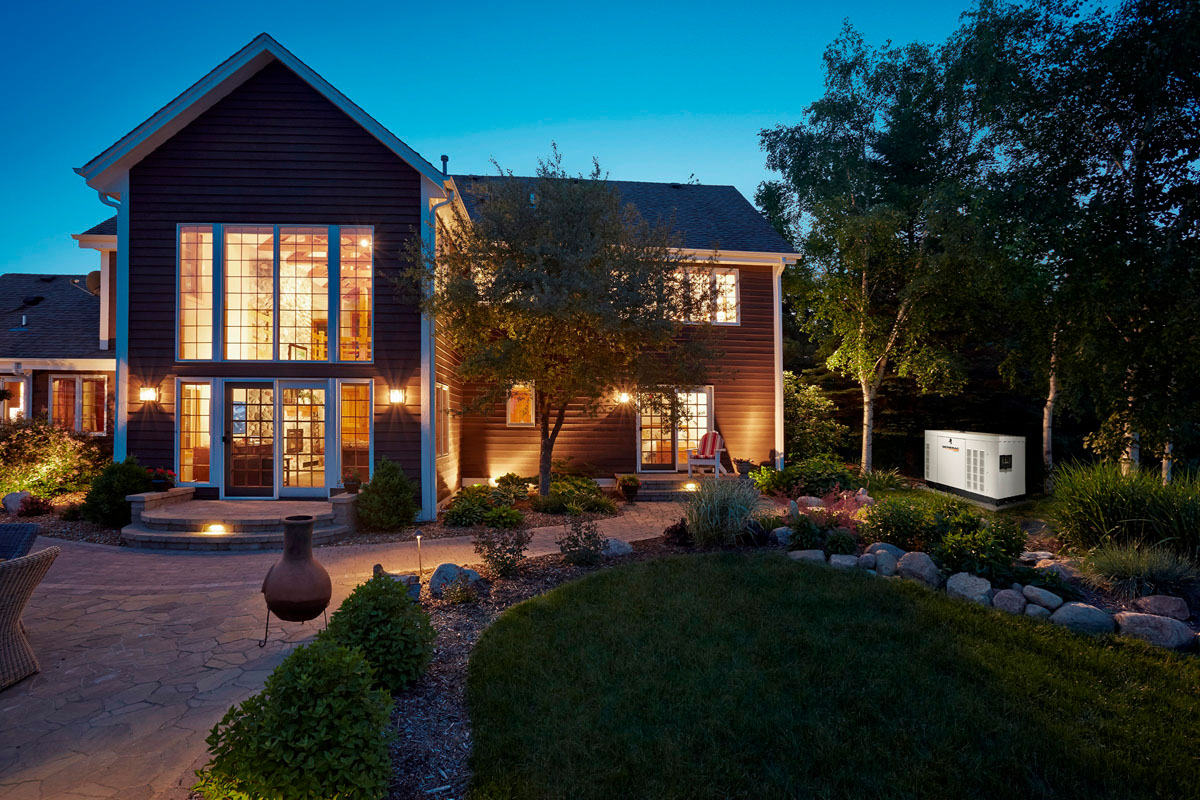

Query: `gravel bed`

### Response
(2, 492, 124, 547)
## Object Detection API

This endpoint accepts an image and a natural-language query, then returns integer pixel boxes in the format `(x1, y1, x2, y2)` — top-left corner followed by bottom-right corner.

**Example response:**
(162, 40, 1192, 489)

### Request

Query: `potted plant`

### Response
(343, 470, 362, 495)
(618, 475, 640, 502)
(149, 468, 176, 493)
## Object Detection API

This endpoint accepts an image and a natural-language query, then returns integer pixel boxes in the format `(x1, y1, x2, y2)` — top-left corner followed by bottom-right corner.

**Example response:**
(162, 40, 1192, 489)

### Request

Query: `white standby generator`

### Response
(924, 430, 1026, 505)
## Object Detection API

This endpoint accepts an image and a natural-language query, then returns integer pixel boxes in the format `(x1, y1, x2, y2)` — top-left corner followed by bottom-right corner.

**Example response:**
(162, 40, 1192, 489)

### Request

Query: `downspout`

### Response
(420, 177, 455, 520)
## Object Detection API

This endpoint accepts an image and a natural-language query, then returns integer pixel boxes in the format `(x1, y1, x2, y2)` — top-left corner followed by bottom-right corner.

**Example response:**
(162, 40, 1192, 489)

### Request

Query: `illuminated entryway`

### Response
(637, 388, 713, 472)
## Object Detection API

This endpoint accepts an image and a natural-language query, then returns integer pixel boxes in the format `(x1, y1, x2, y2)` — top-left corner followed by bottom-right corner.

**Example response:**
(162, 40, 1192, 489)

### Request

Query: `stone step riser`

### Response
(121, 524, 349, 551)
(138, 515, 336, 533)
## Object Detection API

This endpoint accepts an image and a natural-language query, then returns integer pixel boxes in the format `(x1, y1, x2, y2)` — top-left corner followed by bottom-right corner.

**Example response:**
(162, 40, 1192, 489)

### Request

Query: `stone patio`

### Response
(0, 502, 682, 799)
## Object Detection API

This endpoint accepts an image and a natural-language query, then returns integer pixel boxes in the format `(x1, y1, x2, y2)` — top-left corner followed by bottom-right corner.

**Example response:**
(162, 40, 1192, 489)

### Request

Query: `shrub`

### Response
(858, 497, 934, 552)
(748, 456, 856, 499)
(1054, 462, 1200, 558)
(824, 528, 857, 556)
(482, 506, 524, 529)
(474, 526, 533, 576)
(754, 513, 787, 532)
(789, 513, 824, 550)
(782, 372, 848, 459)
(193, 637, 390, 800)
(557, 516, 605, 565)
(80, 458, 152, 528)
(935, 518, 1026, 579)
(662, 517, 691, 546)
(0, 416, 108, 497)
(444, 484, 492, 527)
(491, 473, 528, 507)
(577, 494, 617, 515)
(17, 495, 54, 517)
(440, 574, 479, 604)
(685, 478, 763, 548)
(356, 457, 418, 531)
(812, 490, 868, 533)
(1081, 542, 1200, 600)
(737, 519, 770, 547)
(323, 574, 436, 693)
(858, 468, 904, 492)
(618, 475, 640, 489)
(530, 477, 616, 516)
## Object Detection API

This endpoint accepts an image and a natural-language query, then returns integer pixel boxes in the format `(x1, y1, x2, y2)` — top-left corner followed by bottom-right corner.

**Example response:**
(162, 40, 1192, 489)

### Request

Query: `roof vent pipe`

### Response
(441, 155, 449, 176)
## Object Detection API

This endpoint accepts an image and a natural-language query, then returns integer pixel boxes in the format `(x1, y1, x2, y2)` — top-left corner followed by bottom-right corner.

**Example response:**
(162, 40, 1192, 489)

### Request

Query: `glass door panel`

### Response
(225, 383, 274, 496)
(676, 390, 711, 465)
(281, 386, 327, 494)
(638, 389, 713, 472)
(639, 394, 676, 471)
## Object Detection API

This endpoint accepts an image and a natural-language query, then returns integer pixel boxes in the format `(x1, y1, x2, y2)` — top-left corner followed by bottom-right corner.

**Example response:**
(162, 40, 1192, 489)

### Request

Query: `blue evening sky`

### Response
(3, 0, 971, 276)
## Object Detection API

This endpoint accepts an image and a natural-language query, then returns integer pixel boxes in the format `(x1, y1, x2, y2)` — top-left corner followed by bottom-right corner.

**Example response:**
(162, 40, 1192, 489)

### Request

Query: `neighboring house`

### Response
(0, 272, 115, 434)
(71, 33, 797, 519)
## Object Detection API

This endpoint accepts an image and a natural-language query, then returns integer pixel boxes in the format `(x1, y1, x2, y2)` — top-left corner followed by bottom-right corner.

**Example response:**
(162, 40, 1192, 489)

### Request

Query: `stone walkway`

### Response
(0, 503, 682, 799)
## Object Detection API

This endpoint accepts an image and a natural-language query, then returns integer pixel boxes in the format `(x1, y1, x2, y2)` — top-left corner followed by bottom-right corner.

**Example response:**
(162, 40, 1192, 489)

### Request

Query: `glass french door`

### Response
(280, 384, 327, 496)
(225, 383, 274, 497)
(638, 388, 713, 471)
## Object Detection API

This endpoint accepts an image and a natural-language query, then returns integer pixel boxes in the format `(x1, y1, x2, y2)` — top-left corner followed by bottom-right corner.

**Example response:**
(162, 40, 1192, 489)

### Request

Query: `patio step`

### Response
(120, 522, 350, 551)
(616, 473, 737, 501)
(122, 498, 349, 550)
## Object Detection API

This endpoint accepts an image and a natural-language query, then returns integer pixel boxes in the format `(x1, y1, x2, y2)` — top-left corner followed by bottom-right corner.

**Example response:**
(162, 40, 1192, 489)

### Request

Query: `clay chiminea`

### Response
(261, 515, 332, 622)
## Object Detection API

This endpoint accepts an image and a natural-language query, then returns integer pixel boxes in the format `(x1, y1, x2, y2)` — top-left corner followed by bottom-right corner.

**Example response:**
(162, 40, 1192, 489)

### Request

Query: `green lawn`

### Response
(467, 553, 1200, 800)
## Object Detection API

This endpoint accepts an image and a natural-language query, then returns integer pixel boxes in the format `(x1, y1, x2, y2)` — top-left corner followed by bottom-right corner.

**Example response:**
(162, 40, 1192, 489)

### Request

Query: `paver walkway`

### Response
(0, 503, 682, 799)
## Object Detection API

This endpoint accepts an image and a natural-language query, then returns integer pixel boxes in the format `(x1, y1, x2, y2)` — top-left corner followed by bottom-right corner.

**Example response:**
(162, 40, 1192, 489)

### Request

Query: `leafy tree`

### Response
(782, 371, 847, 460)
(408, 149, 719, 495)
(760, 24, 994, 470)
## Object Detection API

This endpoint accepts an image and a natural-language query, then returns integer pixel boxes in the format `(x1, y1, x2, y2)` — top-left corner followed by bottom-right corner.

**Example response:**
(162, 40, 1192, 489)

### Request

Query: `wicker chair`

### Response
(0, 524, 40, 561)
(1, 547, 59, 691)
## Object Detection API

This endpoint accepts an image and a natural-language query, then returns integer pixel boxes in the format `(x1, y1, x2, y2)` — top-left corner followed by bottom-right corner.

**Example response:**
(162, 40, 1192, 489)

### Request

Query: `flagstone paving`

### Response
(0, 503, 682, 799)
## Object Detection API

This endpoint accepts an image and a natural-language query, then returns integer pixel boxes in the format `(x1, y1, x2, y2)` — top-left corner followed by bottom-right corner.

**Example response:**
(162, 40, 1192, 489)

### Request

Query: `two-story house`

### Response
(72, 34, 796, 521)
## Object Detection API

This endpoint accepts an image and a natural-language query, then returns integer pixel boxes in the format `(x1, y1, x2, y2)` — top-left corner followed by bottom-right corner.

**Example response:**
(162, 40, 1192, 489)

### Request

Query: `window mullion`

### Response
(74, 376, 83, 433)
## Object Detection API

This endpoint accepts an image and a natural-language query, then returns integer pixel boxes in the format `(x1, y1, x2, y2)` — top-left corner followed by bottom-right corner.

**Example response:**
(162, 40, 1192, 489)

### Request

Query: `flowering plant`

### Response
(149, 468, 177, 488)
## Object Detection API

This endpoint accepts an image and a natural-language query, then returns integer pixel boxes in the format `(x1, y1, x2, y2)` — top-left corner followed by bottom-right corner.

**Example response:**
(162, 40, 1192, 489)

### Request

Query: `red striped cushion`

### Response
(695, 432, 721, 458)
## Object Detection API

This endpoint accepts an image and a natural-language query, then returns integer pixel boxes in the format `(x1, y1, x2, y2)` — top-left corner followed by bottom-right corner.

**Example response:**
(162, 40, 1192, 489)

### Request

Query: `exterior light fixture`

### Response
(138, 386, 158, 403)
(205, 524, 226, 535)
(389, 388, 405, 404)
(617, 392, 631, 404)
(684, 482, 698, 492)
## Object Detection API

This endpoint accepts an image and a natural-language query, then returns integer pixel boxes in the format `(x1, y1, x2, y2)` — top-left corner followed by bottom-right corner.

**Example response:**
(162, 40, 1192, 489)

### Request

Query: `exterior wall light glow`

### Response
(617, 392, 631, 404)
(389, 388, 405, 404)
(139, 386, 159, 403)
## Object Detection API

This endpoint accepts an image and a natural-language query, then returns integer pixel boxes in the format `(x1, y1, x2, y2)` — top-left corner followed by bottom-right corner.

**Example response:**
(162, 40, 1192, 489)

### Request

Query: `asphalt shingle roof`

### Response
(0, 274, 111, 360)
(452, 175, 796, 254)
(80, 217, 117, 236)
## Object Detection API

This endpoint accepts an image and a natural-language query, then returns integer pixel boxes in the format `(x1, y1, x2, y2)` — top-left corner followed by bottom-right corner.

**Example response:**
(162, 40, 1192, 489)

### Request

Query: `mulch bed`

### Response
(386, 537, 685, 799)
(332, 504, 624, 547)
(2, 492, 124, 547)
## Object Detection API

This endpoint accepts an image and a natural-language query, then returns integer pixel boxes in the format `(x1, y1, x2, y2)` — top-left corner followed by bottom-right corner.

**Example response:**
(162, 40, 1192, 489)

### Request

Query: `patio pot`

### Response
(619, 485, 639, 502)
(261, 515, 332, 622)
(343, 479, 361, 495)
(150, 478, 168, 493)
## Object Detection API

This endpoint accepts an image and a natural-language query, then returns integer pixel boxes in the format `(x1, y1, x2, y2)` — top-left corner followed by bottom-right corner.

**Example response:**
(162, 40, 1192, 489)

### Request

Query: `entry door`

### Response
(280, 383, 328, 497)
(225, 383, 274, 497)
(638, 388, 713, 471)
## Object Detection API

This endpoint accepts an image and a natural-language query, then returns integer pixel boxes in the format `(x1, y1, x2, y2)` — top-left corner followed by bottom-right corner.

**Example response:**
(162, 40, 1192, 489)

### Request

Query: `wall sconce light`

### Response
(138, 386, 158, 403)
(389, 388, 405, 404)
(617, 392, 631, 404)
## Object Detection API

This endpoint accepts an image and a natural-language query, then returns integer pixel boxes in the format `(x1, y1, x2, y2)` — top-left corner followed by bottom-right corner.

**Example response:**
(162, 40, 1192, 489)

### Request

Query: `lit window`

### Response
(682, 267, 740, 324)
(436, 383, 450, 456)
(1, 380, 25, 422)
(179, 382, 211, 483)
(340, 382, 371, 482)
(179, 226, 213, 359)
(339, 228, 373, 361)
(506, 384, 534, 427)
(224, 226, 276, 360)
(49, 375, 107, 434)
(282, 388, 327, 488)
(279, 227, 329, 360)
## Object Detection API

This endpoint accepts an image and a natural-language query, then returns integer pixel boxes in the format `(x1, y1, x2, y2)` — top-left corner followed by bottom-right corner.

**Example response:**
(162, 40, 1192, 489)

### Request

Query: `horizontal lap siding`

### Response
(457, 264, 778, 478)
(31, 370, 116, 430)
(434, 331, 462, 502)
(126, 61, 423, 483)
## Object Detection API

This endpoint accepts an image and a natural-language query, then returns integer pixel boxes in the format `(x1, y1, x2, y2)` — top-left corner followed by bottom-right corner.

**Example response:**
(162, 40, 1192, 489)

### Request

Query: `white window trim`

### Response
(174, 378, 216, 487)
(175, 223, 375, 365)
(634, 385, 715, 473)
(48, 374, 108, 435)
(506, 383, 536, 427)
(435, 382, 450, 458)
(682, 266, 741, 326)
(0, 374, 32, 422)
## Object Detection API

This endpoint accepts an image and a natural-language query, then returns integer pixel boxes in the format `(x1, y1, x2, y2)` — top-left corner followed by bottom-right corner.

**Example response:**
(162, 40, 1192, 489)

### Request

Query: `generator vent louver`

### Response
(966, 448, 984, 492)
(924, 442, 931, 478)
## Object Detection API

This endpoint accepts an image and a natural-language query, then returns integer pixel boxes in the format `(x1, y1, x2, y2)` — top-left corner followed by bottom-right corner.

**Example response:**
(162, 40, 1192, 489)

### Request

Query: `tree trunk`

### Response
(1162, 441, 1173, 486)
(1121, 430, 1140, 475)
(537, 400, 570, 496)
(1042, 341, 1058, 494)
(860, 383, 875, 473)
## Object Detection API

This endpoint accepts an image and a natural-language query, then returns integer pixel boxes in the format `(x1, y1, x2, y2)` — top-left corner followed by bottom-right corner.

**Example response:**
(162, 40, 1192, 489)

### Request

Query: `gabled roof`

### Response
(80, 217, 117, 237)
(451, 175, 796, 255)
(76, 33, 449, 194)
(0, 274, 111, 361)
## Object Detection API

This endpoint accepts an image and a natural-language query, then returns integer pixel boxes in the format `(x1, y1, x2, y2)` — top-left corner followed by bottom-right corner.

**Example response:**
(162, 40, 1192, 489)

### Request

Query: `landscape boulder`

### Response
(2, 491, 31, 515)
(897, 552, 942, 588)
(1049, 602, 1114, 635)
(1132, 595, 1190, 621)
(1025, 604, 1051, 619)
(1036, 559, 1082, 583)
(1022, 585, 1064, 611)
(1114, 612, 1195, 650)
(789, 549, 826, 564)
(788, 500, 800, 520)
(829, 554, 858, 570)
(602, 538, 633, 557)
(772, 526, 793, 546)
(798, 496, 825, 508)
(947, 573, 993, 605)
(854, 487, 875, 506)
(874, 549, 898, 577)
(429, 563, 482, 597)
(372, 564, 421, 601)
(1020, 550, 1054, 564)
(865, 542, 905, 560)
(992, 589, 1027, 615)
(857, 552, 876, 570)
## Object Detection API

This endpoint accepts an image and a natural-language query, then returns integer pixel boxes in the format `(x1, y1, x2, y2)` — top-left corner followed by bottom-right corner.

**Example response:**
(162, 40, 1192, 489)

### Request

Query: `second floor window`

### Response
(179, 224, 373, 362)
(682, 267, 740, 325)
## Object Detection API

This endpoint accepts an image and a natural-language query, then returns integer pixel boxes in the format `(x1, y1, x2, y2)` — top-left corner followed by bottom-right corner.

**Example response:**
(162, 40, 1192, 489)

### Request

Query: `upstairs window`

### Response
(179, 226, 213, 359)
(224, 226, 275, 360)
(280, 228, 330, 361)
(682, 267, 740, 325)
(506, 384, 535, 427)
(339, 228, 373, 361)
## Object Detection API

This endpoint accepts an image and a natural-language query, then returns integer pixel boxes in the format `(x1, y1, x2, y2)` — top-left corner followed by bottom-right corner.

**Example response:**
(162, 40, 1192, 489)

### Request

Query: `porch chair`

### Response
(687, 431, 727, 477)
(0, 524, 40, 561)
(1, 546, 60, 691)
